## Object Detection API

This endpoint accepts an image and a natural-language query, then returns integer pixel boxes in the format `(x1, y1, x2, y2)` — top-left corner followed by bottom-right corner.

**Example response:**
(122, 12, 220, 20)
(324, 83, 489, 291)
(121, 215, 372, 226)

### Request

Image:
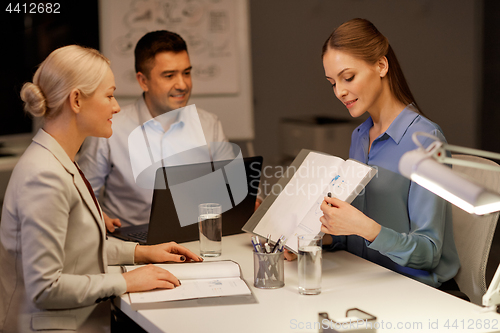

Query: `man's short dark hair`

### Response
(134, 30, 188, 76)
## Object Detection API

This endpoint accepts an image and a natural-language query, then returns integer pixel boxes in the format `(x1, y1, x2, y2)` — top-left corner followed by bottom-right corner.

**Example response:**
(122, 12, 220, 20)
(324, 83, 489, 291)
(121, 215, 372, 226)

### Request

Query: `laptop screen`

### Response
(146, 156, 263, 244)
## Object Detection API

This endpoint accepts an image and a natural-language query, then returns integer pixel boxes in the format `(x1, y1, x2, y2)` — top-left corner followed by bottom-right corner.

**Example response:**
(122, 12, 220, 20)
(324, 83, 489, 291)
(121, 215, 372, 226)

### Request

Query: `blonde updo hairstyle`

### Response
(20, 45, 110, 119)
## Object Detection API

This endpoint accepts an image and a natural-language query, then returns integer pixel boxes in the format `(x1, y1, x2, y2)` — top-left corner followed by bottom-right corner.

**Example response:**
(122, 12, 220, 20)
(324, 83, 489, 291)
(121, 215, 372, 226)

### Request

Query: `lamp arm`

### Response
(412, 132, 500, 166)
(411, 131, 500, 172)
(443, 143, 500, 161)
(483, 264, 500, 307)
(438, 156, 500, 173)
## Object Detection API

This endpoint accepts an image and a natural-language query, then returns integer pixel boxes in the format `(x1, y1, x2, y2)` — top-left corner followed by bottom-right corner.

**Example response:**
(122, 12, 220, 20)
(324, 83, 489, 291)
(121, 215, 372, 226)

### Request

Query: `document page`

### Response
(123, 261, 251, 303)
(253, 152, 344, 245)
(288, 159, 376, 252)
(124, 261, 242, 280)
(129, 277, 250, 303)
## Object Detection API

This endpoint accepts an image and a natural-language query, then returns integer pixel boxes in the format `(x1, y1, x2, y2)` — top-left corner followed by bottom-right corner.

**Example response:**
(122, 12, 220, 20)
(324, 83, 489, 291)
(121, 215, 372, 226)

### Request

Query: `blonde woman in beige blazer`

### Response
(0, 45, 201, 333)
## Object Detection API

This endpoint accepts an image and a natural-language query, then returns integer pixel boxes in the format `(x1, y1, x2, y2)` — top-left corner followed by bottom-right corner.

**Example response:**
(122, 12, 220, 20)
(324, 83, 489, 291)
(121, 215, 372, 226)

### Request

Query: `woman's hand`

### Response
(103, 211, 121, 233)
(284, 248, 297, 261)
(320, 196, 381, 242)
(123, 264, 180, 292)
(134, 242, 203, 264)
(255, 197, 262, 211)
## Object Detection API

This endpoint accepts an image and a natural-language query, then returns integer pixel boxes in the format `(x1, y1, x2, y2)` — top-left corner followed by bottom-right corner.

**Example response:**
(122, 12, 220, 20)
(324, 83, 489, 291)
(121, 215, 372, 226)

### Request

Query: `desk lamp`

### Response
(398, 131, 500, 309)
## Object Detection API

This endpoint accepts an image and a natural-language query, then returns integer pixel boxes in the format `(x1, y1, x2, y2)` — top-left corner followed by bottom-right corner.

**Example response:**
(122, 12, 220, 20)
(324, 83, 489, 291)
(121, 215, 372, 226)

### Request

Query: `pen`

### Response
(272, 235, 285, 253)
(264, 242, 271, 254)
(280, 236, 287, 252)
(271, 238, 281, 253)
(251, 238, 259, 253)
(263, 234, 272, 253)
(327, 192, 333, 207)
(252, 236, 263, 253)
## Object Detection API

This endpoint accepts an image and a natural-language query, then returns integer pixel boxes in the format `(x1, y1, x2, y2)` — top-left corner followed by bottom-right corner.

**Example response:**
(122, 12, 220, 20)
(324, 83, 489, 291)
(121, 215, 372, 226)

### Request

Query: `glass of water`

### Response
(297, 234, 322, 295)
(198, 203, 222, 257)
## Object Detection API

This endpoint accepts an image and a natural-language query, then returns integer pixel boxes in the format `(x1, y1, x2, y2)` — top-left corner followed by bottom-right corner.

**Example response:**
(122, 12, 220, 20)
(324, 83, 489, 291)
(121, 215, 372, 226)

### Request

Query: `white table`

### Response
(113, 233, 500, 332)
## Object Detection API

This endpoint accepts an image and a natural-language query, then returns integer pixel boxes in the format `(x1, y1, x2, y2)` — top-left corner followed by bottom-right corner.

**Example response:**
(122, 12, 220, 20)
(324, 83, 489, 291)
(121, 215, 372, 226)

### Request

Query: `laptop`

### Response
(110, 156, 263, 245)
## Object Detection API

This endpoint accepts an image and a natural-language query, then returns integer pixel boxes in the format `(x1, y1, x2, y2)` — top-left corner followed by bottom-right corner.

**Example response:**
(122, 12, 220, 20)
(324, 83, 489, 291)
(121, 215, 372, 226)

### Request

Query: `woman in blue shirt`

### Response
(319, 18, 460, 290)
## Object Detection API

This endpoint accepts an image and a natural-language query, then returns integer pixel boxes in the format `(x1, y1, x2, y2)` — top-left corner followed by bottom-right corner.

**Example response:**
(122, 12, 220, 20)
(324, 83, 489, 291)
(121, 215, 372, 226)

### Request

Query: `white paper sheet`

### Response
(253, 152, 376, 253)
(124, 261, 251, 304)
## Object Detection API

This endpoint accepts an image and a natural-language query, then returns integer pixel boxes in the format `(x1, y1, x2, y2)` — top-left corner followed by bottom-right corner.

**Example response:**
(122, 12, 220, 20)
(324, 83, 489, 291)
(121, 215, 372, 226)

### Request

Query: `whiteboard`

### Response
(99, 0, 254, 140)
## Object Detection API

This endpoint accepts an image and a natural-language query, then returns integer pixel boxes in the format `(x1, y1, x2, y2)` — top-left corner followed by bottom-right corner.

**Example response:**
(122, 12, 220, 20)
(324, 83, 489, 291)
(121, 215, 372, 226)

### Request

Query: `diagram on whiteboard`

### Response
(101, 0, 240, 96)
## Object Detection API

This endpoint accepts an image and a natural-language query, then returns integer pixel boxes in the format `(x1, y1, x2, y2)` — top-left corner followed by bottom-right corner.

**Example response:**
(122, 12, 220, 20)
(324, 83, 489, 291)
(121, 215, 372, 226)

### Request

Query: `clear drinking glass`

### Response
(297, 234, 322, 295)
(198, 203, 222, 257)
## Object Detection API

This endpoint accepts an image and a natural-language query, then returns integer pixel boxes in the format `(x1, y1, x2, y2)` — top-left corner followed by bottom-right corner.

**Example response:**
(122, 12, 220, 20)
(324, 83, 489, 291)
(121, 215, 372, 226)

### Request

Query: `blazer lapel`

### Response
(32, 130, 107, 243)
(72, 168, 106, 236)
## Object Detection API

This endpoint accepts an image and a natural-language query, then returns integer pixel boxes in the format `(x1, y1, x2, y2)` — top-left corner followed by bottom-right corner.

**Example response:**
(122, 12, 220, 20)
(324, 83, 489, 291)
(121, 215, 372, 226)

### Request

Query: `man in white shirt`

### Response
(78, 30, 234, 231)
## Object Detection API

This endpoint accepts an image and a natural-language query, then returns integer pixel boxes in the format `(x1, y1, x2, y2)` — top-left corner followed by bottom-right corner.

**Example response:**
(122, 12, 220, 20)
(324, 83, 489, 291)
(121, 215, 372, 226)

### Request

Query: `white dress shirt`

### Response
(77, 96, 234, 226)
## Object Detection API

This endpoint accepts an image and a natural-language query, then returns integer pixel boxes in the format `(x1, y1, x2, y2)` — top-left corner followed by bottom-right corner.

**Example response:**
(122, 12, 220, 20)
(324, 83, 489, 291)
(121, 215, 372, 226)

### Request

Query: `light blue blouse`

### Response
(328, 105, 460, 288)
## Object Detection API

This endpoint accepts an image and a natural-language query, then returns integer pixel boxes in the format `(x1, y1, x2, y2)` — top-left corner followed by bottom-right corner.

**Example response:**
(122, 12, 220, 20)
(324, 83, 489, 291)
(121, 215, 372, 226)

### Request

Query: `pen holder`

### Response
(253, 251, 285, 289)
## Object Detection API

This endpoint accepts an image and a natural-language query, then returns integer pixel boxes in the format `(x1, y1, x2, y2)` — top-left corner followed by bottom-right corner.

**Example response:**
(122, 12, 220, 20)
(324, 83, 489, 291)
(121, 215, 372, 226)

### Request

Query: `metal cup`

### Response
(253, 251, 285, 289)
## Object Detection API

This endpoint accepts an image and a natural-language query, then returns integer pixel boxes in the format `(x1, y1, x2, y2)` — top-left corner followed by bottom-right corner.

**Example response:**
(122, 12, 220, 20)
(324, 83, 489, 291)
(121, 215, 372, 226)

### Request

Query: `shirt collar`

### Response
(137, 94, 153, 125)
(140, 94, 187, 131)
(177, 104, 193, 124)
(385, 104, 419, 145)
(355, 104, 419, 145)
(356, 116, 373, 139)
(32, 128, 78, 176)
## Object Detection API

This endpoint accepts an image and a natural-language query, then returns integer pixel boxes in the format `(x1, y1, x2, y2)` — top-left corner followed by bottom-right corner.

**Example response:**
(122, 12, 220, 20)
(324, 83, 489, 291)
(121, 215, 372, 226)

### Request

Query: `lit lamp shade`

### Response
(399, 149, 500, 215)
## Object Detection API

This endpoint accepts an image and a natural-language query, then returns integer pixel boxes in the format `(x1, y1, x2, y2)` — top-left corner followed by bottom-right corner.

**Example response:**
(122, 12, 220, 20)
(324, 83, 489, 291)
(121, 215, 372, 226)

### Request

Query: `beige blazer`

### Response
(0, 129, 137, 332)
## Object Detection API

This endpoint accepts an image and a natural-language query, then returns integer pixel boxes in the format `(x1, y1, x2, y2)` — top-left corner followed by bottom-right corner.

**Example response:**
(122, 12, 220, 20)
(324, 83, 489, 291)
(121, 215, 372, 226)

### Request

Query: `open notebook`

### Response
(243, 149, 377, 253)
(122, 261, 253, 310)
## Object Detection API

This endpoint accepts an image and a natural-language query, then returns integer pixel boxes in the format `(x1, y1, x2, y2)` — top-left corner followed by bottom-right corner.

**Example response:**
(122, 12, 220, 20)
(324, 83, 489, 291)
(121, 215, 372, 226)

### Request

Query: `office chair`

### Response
(451, 154, 500, 305)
